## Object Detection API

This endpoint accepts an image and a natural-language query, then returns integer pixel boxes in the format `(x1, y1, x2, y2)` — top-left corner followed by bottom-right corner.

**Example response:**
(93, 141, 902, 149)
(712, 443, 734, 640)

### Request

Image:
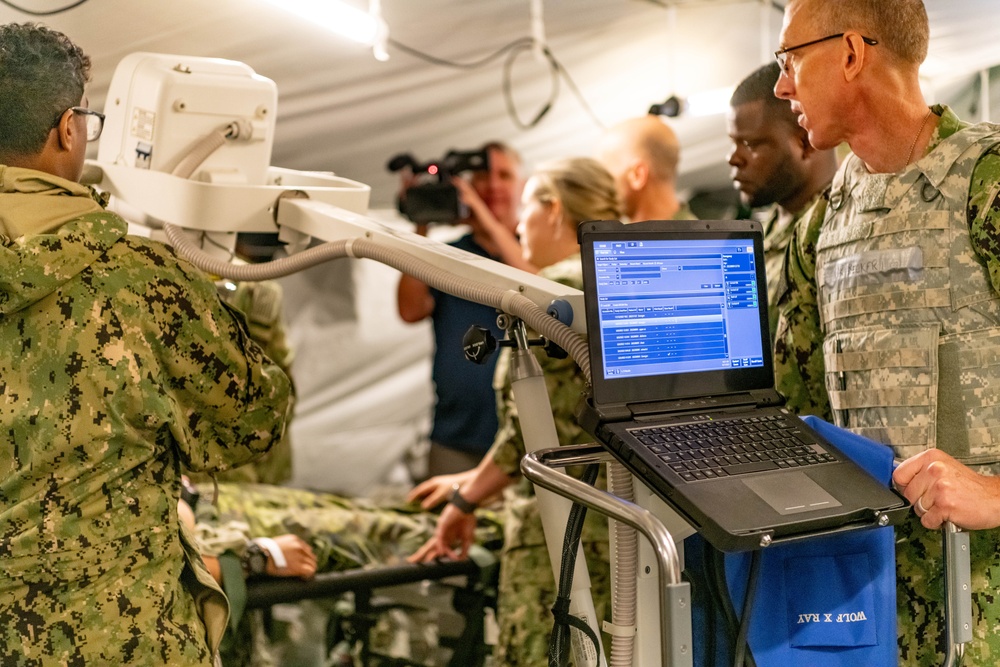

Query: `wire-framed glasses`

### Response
(774, 33, 878, 73)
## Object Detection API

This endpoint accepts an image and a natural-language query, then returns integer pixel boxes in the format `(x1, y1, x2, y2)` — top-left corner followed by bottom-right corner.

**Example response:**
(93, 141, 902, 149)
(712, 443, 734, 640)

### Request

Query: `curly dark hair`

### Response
(0, 22, 91, 160)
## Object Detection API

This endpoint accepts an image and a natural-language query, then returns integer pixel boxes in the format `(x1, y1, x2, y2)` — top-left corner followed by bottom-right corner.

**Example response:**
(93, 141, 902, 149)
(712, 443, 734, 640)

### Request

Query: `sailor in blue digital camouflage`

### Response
(0, 23, 292, 666)
(776, 1, 1000, 664)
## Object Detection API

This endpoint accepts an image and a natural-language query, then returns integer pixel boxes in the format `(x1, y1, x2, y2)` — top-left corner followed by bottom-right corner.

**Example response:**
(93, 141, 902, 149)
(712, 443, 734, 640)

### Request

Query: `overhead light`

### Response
(263, 0, 378, 46)
(686, 87, 735, 117)
(370, 0, 389, 62)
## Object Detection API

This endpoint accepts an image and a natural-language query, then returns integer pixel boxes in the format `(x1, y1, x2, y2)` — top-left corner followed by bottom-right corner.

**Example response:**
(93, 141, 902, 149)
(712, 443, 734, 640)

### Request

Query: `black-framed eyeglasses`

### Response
(774, 33, 878, 74)
(53, 106, 106, 142)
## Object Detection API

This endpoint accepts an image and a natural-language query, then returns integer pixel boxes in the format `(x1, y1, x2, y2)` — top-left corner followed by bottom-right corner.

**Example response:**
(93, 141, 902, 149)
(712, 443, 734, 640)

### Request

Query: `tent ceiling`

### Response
(3, 0, 1000, 207)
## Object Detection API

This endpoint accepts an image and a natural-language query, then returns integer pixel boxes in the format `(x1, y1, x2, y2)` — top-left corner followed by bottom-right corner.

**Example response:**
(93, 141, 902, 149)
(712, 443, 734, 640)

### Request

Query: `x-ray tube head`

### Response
(97, 52, 278, 185)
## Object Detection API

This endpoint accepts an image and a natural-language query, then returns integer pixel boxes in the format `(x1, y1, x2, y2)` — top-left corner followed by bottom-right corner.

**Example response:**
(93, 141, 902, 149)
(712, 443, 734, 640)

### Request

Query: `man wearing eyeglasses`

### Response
(0, 23, 292, 665)
(772, 1, 1000, 664)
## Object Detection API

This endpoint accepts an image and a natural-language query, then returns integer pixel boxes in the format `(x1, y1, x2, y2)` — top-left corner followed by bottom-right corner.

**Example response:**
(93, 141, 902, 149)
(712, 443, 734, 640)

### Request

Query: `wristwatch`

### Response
(449, 483, 478, 514)
(241, 541, 269, 577)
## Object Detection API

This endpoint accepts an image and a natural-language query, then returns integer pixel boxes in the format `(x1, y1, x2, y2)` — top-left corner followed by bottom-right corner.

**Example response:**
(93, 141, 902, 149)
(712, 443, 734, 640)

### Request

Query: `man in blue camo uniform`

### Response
(0, 23, 291, 665)
(775, 1, 1000, 664)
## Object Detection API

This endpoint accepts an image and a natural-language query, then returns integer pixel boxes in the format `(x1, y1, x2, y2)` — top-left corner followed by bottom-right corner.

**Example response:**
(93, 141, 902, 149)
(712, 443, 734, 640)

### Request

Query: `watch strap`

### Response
(449, 484, 478, 514)
(252, 537, 287, 569)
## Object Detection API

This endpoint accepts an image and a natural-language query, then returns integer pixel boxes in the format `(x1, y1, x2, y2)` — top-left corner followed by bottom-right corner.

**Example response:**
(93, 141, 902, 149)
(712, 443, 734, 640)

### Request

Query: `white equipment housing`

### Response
(88, 53, 585, 328)
(99, 52, 276, 183)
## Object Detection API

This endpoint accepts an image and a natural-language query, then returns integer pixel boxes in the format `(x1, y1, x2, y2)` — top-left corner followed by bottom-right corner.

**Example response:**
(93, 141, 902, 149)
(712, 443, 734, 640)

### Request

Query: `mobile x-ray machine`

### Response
(87, 53, 972, 667)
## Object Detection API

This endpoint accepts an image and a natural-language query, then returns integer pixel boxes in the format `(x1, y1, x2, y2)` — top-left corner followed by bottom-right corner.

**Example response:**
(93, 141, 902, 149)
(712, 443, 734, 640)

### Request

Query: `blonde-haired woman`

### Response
(411, 156, 622, 665)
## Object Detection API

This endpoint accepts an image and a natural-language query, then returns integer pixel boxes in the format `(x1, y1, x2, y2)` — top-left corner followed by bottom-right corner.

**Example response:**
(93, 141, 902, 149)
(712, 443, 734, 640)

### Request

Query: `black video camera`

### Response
(387, 148, 491, 224)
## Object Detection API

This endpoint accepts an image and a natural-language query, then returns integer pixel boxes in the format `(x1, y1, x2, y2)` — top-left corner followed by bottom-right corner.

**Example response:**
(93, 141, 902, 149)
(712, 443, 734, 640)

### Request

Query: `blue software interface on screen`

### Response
(593, 238, 765, 380)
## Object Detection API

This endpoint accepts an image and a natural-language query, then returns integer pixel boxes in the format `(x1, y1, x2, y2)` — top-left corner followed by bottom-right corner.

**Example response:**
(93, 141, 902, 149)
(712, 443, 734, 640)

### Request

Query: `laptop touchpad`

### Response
(743, 472, 843, 515)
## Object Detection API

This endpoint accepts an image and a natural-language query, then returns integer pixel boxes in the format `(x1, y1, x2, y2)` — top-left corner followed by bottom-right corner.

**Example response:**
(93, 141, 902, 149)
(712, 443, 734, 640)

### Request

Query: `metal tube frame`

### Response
(522, 443, 693, 667)
(943, 522, 972, 667)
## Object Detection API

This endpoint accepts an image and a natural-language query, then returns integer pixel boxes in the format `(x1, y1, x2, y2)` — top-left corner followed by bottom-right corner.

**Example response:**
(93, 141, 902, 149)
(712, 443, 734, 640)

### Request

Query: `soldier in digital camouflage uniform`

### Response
(772, 194, 831, 420)
(775, 1, 1000, 664)
(726, 61, 839, 372)
(410, 158, 621, 666)
(0, 22, 292, 666)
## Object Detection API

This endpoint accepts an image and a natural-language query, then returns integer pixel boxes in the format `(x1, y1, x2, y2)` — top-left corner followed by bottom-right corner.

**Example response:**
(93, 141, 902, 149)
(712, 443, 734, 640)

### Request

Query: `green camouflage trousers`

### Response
(896, 514, 1000, 666)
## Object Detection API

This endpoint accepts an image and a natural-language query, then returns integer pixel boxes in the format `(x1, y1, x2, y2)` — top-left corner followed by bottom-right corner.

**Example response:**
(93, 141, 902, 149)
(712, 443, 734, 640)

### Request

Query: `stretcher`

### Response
(244, 556, 499, 666)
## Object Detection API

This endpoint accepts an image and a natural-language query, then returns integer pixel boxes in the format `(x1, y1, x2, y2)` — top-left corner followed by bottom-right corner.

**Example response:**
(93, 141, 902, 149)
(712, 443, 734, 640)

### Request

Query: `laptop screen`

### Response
(580, 220, 774, 406)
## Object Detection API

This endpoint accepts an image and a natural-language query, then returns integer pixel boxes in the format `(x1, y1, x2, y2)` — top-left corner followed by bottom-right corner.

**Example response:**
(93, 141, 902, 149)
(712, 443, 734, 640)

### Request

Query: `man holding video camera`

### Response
(397, 141, 524, 478)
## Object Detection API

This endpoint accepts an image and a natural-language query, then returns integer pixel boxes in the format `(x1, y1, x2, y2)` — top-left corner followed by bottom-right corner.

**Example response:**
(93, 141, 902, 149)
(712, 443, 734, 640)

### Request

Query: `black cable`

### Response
(706, 546, 740, 653)
(502, 43, 559, 130)
(733, 550, 762, 667)
(0, 0, 89, 15)
(548, 463, 600, 667)
(387, 36, 605, 131)
(681, 539, 716, 667)
(387, 36, 533, 70)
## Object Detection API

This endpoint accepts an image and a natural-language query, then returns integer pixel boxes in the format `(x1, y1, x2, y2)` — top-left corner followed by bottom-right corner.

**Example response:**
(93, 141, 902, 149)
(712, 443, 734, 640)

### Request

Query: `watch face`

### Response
(245, 544, 268, 576)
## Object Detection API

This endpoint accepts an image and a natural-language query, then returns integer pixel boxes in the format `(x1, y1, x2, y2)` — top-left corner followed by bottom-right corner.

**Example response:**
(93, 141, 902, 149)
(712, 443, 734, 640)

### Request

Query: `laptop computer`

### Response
(575, 219, 909, 552)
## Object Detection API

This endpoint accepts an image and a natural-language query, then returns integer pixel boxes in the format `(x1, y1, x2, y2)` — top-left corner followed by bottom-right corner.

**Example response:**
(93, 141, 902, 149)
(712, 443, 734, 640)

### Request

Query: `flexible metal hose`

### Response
(608, 462, 638, 666)
(164, 224, 592, 382)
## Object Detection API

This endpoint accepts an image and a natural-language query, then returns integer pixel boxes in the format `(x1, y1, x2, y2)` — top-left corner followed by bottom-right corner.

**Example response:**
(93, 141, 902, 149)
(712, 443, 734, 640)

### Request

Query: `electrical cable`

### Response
(682, 539, 716, 667)
(502, 42, 559, 130)
(387, 36, 533, 70)
(0, 0, 89, 15)
(706, 546, 741, 658)
(733, 551, 762, 667)
(552, 57, 606, 130)
(547, 463, 601, 667)
(387, 36, 605, 130)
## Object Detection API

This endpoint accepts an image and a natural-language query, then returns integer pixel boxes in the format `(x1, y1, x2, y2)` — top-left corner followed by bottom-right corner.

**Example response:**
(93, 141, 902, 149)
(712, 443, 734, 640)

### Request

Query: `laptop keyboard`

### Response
(630, 414, 837, 482)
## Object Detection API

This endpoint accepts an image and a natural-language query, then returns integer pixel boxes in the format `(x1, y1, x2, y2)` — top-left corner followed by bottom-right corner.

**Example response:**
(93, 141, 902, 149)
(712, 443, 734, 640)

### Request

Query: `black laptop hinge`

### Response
(629, 389, 784, 420)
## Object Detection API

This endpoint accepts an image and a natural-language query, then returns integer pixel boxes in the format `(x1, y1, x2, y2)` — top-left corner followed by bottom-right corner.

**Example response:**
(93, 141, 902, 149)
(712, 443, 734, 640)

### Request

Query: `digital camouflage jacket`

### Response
(0, 166, 292, 665)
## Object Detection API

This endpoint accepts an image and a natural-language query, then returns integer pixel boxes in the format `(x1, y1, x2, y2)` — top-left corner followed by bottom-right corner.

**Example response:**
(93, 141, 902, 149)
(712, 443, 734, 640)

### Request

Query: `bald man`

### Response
(598, 115, 695, 222)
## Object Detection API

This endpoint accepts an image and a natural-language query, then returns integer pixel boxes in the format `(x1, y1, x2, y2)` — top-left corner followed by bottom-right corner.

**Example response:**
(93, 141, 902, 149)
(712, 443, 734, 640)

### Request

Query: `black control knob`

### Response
(463, 325, 498, 364)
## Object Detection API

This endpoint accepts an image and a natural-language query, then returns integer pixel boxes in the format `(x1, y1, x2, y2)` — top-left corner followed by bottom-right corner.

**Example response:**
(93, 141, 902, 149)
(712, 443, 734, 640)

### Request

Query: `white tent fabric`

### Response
(5, 0, 1000, 493)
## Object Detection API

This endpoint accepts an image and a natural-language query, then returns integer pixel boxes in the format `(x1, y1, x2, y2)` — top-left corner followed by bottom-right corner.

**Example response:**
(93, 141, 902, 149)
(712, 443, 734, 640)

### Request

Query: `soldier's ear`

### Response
(626, 161, 648, 190)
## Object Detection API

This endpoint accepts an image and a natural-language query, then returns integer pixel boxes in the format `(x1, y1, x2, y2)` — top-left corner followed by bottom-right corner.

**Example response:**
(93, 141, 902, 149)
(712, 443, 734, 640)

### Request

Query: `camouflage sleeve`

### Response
(966, 147, 1000, 294)
(487, 256, 591, 476)
(128, 240, 293, 473)
(205, 280, 295, 485)
(488, 348, 524, 477)
(772, 195, 833, 420)
(194, 482, 449, 571)
(221, 281, 295, 375)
